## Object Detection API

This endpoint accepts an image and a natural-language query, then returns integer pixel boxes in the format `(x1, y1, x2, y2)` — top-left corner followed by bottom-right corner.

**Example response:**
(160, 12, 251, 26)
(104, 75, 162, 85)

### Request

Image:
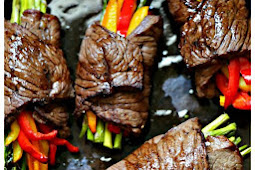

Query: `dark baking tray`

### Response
(4, 0, 251, 169)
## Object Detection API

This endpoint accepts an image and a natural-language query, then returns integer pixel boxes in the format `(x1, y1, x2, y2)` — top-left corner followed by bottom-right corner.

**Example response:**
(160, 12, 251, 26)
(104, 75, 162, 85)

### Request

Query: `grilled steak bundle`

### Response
(75, 15, 163, 134)
(168, 0, 251, 99)
(4, 10, 73, 137)
(108, 118, 243, 170)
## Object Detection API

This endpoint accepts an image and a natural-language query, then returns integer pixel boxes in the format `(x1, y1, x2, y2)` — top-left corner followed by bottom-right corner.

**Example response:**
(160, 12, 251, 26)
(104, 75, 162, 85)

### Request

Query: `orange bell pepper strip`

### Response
(87, 110, 97, 133)
(5, 120, 20, 146)
(27, 153, 35, 170)
(40, 140, 49, 170)
(127, 6, 149, 36)
(102, 0, 118, 33)
(13, 140, 23, 163)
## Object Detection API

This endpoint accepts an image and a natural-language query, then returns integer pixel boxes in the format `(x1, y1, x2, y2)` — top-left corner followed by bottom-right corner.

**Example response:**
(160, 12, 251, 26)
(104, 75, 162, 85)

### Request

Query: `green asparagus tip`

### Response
(202, 113, 230, 134)
(114, 133, 122, 149)
(103, 123, 113, 149)
(138, 0, 147, 9)
(203, 122, 236, 138)
(228, 136, 235, 142)
(79, 115, 88, 138)
(94, 120, 105, 143)
(241, 147, 251, 157)
(233, 137, 241, 146)
(87, 128, 94, 141)
(239, 145, 248, 152)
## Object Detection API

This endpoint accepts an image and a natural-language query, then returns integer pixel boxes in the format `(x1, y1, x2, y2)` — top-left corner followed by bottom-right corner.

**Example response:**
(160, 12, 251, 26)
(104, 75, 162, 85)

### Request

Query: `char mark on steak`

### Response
(21, 9, 61, 47)
(179, 0, 250, 67)
(167, 0, 203, 24)
(108, 118, 209, 169)
(4, 20, 73, 133)
(75, 15, 163, 134)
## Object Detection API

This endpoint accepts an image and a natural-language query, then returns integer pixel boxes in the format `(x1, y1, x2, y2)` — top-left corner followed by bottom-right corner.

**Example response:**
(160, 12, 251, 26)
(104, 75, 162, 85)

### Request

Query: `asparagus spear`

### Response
(233, 137, 241, 145)
(10, 0, 21, 24)
(202, 113, 230, 134)
(35, 0, 40, 10)
(41, 0, 47, 13)
(94, 120, 105, 143)
(87, 128, 94, 141)
(27, 0, 35, 9)
(113, 133, 122, 149)
(241, 147, 251, 157)
(79, 115, 88, 138)
(228, 136, 235, 142)
(103, 123, 113, 149)
(21, 156, 27, 170)
(20, 0, 28, 18)
(239, 145, 248, 152)
(203, 123, 236, 138)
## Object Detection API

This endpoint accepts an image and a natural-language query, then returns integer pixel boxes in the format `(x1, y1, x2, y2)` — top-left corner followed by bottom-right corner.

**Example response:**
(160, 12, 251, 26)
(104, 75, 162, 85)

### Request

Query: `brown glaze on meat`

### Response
(75, 15, 163, 134)
(21, 9, 61, 47)
(167, 0, 203, 24)
(108, 118, 209, 169)
(179, 0, 250, 67)
(4, 21, 73, 129)
(206, 136, 243, 170)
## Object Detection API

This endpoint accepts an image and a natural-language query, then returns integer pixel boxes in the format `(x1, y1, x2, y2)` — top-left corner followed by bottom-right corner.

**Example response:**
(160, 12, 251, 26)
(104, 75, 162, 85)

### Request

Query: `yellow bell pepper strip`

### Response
(102, 0, 118, 33)
(86, 110, 97, 133)
(127, 6, 149, 36)
(5, 120, 20, 146)
(103, 123, 113, 149)
(13, 140, 23, 163)
(117, 0, 137, 37)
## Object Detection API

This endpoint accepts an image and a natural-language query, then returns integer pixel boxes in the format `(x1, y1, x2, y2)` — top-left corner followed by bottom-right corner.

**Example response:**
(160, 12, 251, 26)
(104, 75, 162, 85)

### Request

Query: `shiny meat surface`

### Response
(21, 9, 61, 47)
(179, 0, 250, 67)
(206, 136, 243, 170)
(75, 16, 162, 134)
(167, 0, 203, 24)
(108, 118, 209, 169)
(4, 21, 73, 125)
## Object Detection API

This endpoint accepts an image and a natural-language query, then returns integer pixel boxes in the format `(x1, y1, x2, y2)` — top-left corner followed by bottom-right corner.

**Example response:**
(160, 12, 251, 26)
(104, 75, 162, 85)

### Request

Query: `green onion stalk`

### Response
(241, 147, 251, 157)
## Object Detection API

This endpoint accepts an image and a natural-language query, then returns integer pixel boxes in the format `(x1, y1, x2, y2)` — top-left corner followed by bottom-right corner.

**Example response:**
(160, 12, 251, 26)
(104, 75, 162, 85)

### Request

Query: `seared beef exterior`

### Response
(167, 0, 203, 24)
(75, 16, 162, 134)
(206, 136, 243, 170)
(180, 0, 250, 67)
(108, 119, 244, 170)
(179, 0, 250, 98)
(108, 118, 209, 169)
(21, 9, 61, 47)
(4, 20, 73, 135)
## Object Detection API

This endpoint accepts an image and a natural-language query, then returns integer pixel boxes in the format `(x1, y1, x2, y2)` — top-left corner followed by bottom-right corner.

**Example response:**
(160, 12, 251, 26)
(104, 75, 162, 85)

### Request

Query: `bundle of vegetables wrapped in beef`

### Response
(108, 113, 250, 169)
(167, 0, 251, 110)
(75, 0, 163, 149)
(4, 0, 79, 169)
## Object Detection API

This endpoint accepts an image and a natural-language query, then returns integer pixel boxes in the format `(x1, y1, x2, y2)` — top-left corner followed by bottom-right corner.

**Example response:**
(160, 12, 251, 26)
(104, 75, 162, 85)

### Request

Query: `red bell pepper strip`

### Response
(50, 138, 79, 153)
(39, 123, 79, 153)
(17, 111, 58, 141)
(107, 123, 121, 134)
(117, 0, 137, 37)
(17, 130, 48, 163)
(239, 57, 251, 85)
(49, 143, 57, 165)
(224, 58, 240, 109)
(215, 73, 228, 95)
(232, 92, 251, 110)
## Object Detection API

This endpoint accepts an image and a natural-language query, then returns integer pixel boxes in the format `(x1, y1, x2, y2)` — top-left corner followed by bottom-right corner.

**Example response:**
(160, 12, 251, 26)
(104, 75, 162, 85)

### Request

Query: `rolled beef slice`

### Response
(4, 19, 73, 135)
(108, 118, 243, 170)
(75, 15, 163, 134)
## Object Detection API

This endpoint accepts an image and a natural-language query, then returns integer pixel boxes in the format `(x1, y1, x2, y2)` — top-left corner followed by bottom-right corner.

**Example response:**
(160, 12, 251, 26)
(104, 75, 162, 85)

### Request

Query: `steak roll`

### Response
(108, 118, 243, 170)
(75, 15, 163, 134)
(5, 10, 73, 137)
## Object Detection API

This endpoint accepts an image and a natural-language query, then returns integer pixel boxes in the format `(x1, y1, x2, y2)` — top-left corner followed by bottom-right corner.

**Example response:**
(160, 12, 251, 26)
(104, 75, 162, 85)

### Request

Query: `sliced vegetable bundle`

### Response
(75, 0, 163, 148)
(5, 0, 78, 169)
